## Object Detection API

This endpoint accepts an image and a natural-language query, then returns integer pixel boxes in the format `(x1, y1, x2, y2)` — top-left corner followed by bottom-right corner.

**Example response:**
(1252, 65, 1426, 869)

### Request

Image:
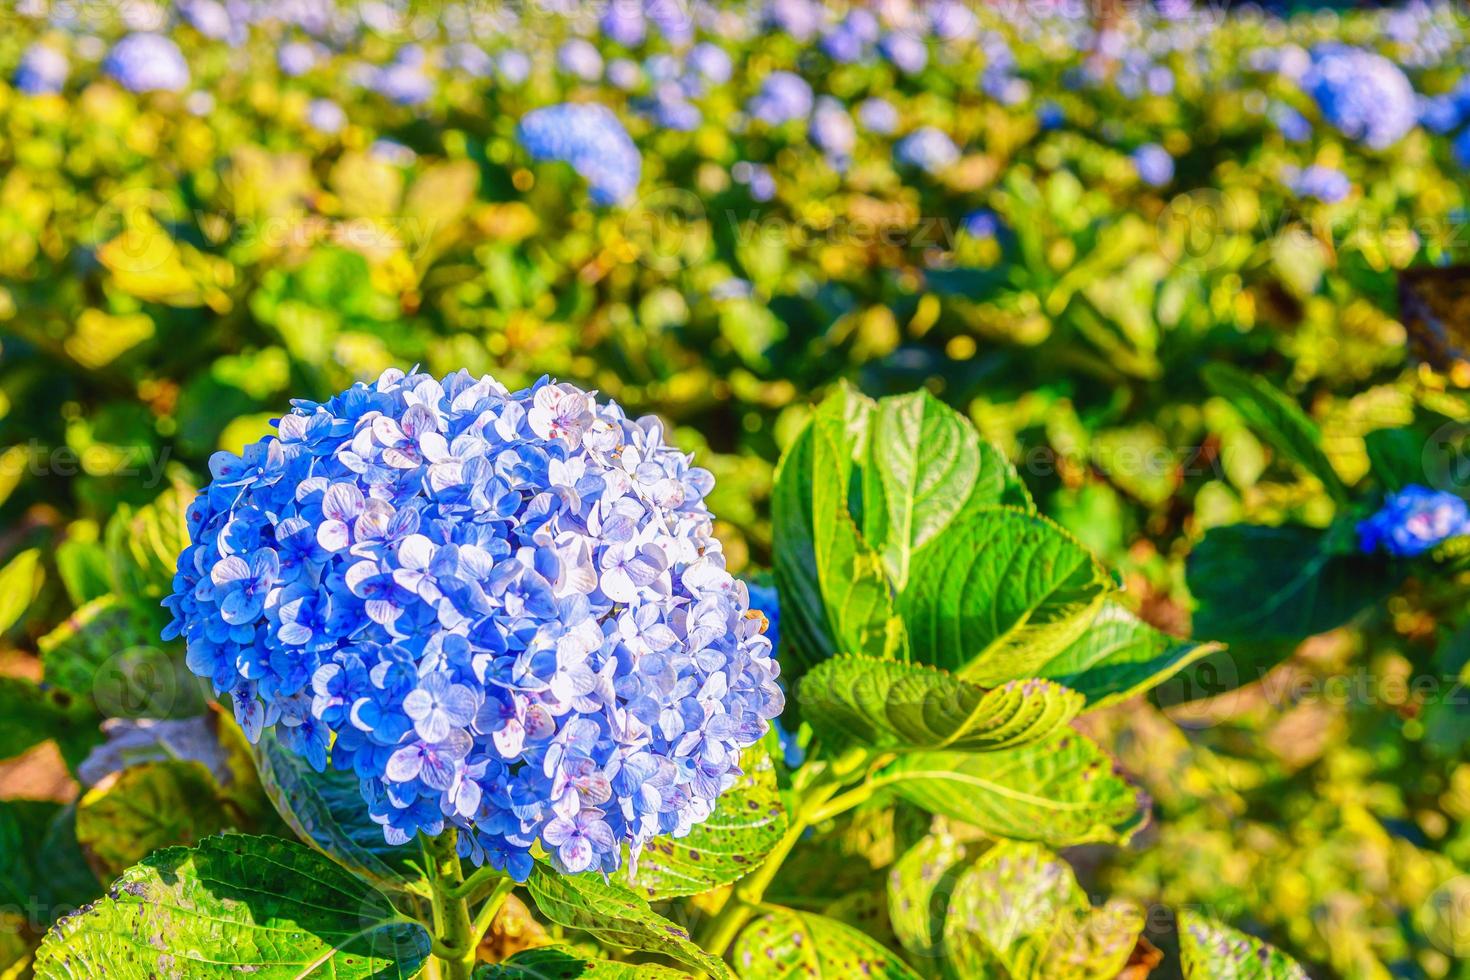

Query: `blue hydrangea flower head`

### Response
(1283, 164, 1349, 203)
(497, 50, 531, 85)
(809, 95, 855, 166)
(857, 97, 899, 135)
(764, 0, 821, 42)
(961, 208, 1002, 239)
(879, 31, 928, 75)
(307, 97, 346, 135)
(601, 0, 646, 47)
(15, 43, 68, 95)
(104, 33, 190, 93)
(517, 102, 642, 206)
(732, 161, 776, 202)
(278, 40, 324, 78)
(164, 369, 785, 878)
(557, 39, 604, 82)
(181, 0, 235, 41)
(1455, 128, 1470, 169)
(1132, 143, 1174, 187)
(1303, 45, 1416, 150)
(895, 126, 959, 173)
(686, 43, 731, 85)
(1270, 103, 1312, 142)
(748, 70, 812, 126)
(1358, 485, 1470, 557)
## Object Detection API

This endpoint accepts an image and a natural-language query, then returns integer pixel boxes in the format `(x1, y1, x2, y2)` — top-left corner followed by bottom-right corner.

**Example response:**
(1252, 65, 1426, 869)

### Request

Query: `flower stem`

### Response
(423, 829, 478, 980)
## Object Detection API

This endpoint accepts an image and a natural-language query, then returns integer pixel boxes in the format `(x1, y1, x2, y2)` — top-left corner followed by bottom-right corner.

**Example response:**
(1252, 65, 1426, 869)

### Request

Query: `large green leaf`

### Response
(861, 390, 1029, 589)
(0, 801, 100, 930)
(623, 743, 786, 900)
(733, 906, 922, 979)
(810, 387, 900, 660)
(1201, 364, 1348, 504)
(942, 841, 1142, 979)
(1187, 523, 1398, 644)
(800, 656, 1081, 752)
(253, 730, 422, 892)
(476, 947, 689, 978)
(875, 733, 1145, 846)
(75, 760, 238, 880)
(32, 834, 430, 979)
(1037, 603, 1221, 710)
(0, 548, 42, 636)
(887, 833, 972, 965)
(899, 508, 1112, 684)
(771, 424, 837, 678)
(1177, 910, 1308, 979)
(525, 866, 731, 978)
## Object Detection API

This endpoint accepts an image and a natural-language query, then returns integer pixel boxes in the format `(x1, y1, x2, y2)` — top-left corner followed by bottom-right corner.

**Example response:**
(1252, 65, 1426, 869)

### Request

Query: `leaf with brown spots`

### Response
(1178, 911, 1307, 980)
(733, 906, 922, 979)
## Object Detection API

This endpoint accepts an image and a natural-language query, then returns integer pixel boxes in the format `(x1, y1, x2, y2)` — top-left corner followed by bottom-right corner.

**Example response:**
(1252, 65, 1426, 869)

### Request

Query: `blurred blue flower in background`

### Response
(857, 96, 899, 135)
(748, 70, 812, 125)
(14, 43, 67, 95)
(104, 33, 190, 93)
(895, 126, 959, 173)
(306, 97, 346, 135)
(880, 31, 928, 76)
(1358, 485, 1470, 557)
(518, 102, 642, 205)
(1283, 164, 1350, 203)
(558, 38, 604, 82)
(1132, 142, 1174, 186)
(1305, 45, 1417, 149)
(810, 95, 856, 168)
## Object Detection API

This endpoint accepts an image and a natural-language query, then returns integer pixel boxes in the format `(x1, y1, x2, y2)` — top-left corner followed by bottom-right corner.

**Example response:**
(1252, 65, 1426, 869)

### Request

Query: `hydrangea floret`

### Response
(164, 369, 785, 880)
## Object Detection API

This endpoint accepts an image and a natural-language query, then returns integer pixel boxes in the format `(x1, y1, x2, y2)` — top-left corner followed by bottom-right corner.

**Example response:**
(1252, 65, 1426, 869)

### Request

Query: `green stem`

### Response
(423, 830, 478, 980)
(471, 877, 519, 941)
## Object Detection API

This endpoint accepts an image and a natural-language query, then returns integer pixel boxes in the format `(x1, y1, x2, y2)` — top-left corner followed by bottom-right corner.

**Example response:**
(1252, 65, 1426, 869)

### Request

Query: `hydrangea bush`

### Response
(163, 369, 784, 878)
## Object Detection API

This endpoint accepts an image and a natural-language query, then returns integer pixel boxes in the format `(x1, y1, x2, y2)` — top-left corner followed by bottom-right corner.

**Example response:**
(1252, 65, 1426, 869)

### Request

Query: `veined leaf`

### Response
(1037, 603, 1221, 710)
(899, 507, 1112, 684)
(862, 390, 1027, 589)
(1202, 364, 1348, 505)
(800, 656, 1081, 752)
(1187, 523, 1398, 644)
(526, 866, 731, 978)
(33, 834, 430, 979)
(254, 728, 421, 892)
(887, 833, 971, 964)
(475, 947, 688, 978)
(624, 742, 787, 900)
(733, 906, 922, 979)
(0, 677, 99, 767)
(772, 424, 838, 679)
(1178, 910, 1308, 979)
(942, 841, 1142, 979)
(75, 760, 238, 880)
(875, 733, 1146, 847)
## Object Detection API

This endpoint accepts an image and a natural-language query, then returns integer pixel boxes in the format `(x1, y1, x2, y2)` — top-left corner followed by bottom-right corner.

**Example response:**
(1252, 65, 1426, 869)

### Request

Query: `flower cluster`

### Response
(14, 43, 67, 95)
(895, 126, 959, 173)
(104, 33, 190, 94)
(1283, 164, 1350, 203)
(1132, 143, 1174, 187)
(164, 369, 785, 879)
(516, 103, 642, 206)
(1357, 485, 1470, 558)
(1304, 45, 1416, 150)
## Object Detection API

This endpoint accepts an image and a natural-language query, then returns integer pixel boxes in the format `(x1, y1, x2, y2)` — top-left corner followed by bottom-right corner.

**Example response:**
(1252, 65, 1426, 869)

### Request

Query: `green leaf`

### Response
(55, 535, 112, 608)
(800, 655, 1081, 752)
(887, 833, 971, 964)
(1188, 523, 1398, 644)
(875, 733, 1145, 846)
(1202, 364, 1348, 505)
(253, 729, 422, 893)
(810, 388, 900, 660)
(861, 390, 1028, 589)
(1364, 427, 1425, 491)
(942, 841, 1142, 980)
(1036, 603, 1222, 710)
(0, 677, 99, 767)
(0, 801, 101, 929)
(732, 906, 922, 979)
(1178, 910, 1308, 979)
(772, 423, 838, 679)
(476, 947, 689, 978)
(623, 743, 786, 900)
(899, 507, 1112, 684)
(525, 866, 732, 978)
(75, 760, 237, 880)
(0, 548, 43, 636)
(32, 834, 430, 979)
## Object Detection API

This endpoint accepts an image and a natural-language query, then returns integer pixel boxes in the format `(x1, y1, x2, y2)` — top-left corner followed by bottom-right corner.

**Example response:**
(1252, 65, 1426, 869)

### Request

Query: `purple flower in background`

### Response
(278, 40, 324, 77)
(1038, 100, 1064, 130)
(446, 43, 493, 79)
(1357, 485, 1470, 557)
(307, 97, 346, 135)
(372, 55, 432, 106)
(497, 50, 531, 85)
(879, 32, 928, 76)
(765, 0, 821, 42)
(895, 127, 959, 173)
(165, 369, 784, 878)
(810, 95, 855, 166)
(961, 208, 1002, 239)
(601, 0, 646, 47)
(687, 43, 731, 85)
(1132, 143, 1174, 187)
(558, 39, 604, 82)
(857, 97, 899, 135)
(1283, 164, 1349, 203)
(733, 161, 776, 201)
(104, 33, 189, 93)
(1271, 103, 1312, 142)
(518, 102, 642, 205)
(14, 43, 67, 95)
(1455, 129, 1470, 169)
(180, 0, 234, 40)
(1304, 44, 1416, 150)
(748, 70, 812, 125)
